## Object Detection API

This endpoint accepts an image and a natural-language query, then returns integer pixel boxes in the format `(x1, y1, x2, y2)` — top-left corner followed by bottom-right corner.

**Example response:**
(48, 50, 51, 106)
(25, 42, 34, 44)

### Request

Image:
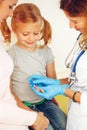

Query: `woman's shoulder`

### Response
(7, 45, 17, 57)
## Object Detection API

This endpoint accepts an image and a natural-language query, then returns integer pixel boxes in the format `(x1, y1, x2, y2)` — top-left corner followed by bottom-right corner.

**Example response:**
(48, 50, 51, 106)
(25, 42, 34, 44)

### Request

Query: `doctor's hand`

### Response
(28, 74, 60, 86)
(29, 82, 70, 100)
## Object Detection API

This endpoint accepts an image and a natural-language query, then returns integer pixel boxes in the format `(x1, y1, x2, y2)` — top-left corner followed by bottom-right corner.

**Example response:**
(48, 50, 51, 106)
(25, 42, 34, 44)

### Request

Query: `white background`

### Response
(12, 0, 79, 78)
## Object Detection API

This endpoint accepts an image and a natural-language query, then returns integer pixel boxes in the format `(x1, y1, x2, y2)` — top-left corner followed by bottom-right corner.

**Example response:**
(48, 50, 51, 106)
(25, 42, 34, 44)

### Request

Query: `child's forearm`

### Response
(60, 78, 69, 84)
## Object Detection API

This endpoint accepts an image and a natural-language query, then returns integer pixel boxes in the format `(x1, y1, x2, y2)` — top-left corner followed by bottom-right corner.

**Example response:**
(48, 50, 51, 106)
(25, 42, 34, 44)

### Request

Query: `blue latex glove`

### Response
(29, 80, 70, 100)
(28, 75, 60, 86)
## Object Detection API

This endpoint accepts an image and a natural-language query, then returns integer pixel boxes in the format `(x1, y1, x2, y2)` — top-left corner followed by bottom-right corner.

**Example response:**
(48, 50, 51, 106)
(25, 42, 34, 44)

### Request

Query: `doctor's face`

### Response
(0, 0, 18, 23)
(64, 11, 87, 33)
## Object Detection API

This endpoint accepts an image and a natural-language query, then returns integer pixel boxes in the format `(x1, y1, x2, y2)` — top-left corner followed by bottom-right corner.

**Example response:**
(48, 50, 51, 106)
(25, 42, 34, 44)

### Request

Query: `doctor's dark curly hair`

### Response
(60, 0, 87, 17)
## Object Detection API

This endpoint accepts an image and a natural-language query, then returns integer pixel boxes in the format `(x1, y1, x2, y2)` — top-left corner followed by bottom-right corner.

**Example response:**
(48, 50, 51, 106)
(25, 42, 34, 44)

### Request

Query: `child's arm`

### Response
(46, 61, 69, 84)
(60, 78, 69, 84)
(46, 61, 59, 106)
(46, 61, 57, 79)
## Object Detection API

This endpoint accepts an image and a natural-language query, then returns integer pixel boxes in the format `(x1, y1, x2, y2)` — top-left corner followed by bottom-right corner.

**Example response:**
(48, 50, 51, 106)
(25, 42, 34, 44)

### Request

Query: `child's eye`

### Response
(22, 33, 28, 36)
(34, 32, 40, 35)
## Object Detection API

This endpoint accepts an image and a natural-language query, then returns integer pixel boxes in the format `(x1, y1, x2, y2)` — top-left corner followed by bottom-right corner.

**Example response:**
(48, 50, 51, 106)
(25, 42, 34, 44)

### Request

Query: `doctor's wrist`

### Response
(72, 91, 80, 102)
(72, 91, 81, 103)
(64, 89, 81, 103)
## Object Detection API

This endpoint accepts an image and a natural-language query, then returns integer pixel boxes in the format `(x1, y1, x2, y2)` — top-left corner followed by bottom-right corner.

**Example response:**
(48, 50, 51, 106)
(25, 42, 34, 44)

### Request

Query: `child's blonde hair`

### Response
(11, 3, 52, 46)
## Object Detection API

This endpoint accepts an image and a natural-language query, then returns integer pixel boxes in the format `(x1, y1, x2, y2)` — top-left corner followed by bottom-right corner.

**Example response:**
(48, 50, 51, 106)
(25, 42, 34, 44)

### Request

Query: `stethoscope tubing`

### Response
(65, 33, 82, 68)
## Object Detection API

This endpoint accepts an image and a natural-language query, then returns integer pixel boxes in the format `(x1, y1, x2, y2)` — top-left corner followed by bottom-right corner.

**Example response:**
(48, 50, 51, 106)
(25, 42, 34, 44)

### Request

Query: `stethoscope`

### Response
(65, 33, 82, 68)
(65, 33, 85, 83)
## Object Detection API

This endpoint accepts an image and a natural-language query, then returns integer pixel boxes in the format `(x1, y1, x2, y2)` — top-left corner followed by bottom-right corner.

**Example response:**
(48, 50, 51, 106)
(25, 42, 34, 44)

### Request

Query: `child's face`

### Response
(14, 21, 43, 50)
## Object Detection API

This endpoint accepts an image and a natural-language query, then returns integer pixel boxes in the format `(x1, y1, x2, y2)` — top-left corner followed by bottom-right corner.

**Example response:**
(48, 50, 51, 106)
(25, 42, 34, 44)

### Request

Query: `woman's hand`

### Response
(28, 75, 60, 86)
(29, 79, 70, 100)
(32, 112, 49, 130)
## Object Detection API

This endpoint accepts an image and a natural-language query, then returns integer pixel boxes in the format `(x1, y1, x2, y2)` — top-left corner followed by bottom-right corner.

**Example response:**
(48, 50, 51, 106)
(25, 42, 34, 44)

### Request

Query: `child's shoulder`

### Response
(39, 45, 52, 52)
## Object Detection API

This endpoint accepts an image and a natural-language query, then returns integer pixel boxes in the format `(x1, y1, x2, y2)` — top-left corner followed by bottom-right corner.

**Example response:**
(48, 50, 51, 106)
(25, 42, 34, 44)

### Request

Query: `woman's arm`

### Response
(10, 78, 33, 111)
(10, 78, 49, 129)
